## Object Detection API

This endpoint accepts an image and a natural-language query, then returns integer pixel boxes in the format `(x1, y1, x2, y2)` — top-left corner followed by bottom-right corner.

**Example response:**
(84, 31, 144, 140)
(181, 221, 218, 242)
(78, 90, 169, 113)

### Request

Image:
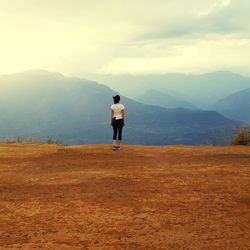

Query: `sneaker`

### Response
(112, 146, 117, 151)
(117, 146, 121, 150)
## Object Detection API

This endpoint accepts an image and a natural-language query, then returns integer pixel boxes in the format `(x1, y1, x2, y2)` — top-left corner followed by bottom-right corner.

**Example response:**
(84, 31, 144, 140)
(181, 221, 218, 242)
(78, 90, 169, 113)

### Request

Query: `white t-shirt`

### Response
(111, 103, 125, 120)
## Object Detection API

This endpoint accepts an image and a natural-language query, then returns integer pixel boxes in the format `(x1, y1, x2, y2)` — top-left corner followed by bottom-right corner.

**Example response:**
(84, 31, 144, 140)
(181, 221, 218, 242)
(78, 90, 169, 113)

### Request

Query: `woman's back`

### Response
(111, 103, 125, 120)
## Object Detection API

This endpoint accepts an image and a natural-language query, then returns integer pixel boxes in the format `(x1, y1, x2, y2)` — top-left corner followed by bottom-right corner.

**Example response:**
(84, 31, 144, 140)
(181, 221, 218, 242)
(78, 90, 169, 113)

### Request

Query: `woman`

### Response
(110, 95, 125, 150)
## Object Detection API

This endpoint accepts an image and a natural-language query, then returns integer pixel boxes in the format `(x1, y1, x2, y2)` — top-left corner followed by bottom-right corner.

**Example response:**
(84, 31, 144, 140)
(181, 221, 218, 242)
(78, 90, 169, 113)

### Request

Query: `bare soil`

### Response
(0, 144, 249, 249)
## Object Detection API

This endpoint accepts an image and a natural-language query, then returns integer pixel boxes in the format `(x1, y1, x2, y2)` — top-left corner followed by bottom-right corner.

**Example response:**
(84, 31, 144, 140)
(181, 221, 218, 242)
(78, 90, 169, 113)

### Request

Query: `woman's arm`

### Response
(121, 109, 125, 125)
(110, 109, 114, 125)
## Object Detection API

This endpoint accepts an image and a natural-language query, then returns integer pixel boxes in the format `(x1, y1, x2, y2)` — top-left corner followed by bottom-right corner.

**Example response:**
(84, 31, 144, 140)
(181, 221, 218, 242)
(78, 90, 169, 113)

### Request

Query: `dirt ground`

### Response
(0, 143, 249, 249)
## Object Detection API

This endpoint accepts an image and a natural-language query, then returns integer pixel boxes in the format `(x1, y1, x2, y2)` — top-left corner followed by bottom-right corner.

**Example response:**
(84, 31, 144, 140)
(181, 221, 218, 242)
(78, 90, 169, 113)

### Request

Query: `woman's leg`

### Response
(112, 120, 118, 146)
(117, 120, 124, 146)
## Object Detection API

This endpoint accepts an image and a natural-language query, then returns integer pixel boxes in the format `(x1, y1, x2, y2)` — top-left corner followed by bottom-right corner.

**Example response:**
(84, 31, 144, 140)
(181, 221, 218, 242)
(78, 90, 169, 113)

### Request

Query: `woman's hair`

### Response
(113, 95, 120, 104)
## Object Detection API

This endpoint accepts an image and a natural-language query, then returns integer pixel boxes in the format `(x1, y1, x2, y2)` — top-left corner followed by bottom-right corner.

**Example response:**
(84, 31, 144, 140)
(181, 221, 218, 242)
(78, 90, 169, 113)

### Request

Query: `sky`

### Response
(0, 0, 250, 76)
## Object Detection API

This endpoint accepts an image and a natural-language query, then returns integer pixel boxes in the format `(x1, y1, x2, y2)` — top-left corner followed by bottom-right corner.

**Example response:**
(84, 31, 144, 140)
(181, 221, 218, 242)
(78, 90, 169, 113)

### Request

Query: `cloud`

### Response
(100, 36, 250, 75)
(136, 0, 249, 41)
(0, 0, 249, 76)
(197, 0, 231, 17)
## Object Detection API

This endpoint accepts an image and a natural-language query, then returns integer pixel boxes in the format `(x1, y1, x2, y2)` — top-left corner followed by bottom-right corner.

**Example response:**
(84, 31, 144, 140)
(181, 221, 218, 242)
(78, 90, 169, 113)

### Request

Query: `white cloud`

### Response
(198, 0, 231, 16)
(0, 0, 249, 76)
(100, 35, 250, 75)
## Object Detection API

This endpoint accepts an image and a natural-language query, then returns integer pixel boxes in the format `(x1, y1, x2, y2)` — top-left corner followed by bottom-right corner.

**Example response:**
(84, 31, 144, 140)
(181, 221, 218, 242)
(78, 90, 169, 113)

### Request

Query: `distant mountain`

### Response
(137, 89, 197, 109)
(213, 88, 250, 122)
(82, 71, 250, 108)
(0, 70, 240, 145)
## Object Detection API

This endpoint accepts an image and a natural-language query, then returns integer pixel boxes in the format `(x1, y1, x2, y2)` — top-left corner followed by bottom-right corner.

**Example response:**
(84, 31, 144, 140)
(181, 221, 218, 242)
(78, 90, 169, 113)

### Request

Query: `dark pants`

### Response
(112, 118, 124, 140)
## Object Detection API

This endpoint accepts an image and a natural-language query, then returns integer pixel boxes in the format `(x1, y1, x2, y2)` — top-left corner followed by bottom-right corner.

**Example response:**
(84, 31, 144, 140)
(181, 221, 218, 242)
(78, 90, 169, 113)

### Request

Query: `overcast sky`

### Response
(0, 0, 249, 76)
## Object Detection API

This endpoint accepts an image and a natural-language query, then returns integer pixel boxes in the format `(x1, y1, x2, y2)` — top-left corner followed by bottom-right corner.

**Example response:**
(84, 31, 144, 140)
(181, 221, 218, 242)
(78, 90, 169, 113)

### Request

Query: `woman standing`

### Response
(110, 95, 125, 150)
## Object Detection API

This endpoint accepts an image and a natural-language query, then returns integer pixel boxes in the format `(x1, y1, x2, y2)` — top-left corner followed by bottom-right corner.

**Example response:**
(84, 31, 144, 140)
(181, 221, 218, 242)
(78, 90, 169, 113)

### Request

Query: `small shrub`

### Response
(205, 129, 220, 146)
(17, 136, 22, 143)
(24, 137, 36, 144)
(231, 126, 250, 145)
(46, 137, 58, 144)
(2, 138, 16, 144)
(1, 137, 62, 145)
(45, 137, 61, 144)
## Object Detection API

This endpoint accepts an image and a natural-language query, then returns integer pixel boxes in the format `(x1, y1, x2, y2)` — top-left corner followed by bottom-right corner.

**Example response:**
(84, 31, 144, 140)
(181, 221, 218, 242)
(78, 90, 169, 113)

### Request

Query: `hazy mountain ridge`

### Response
(0, 70, 240, 145)
(213, 88, 250, 122)
(137, 89, 197, 109)
(82, 71, 250, 109)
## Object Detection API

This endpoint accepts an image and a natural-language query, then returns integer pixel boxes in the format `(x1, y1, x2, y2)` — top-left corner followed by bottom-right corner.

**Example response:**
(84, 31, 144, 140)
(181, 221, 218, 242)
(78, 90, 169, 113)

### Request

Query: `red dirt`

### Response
(0, 143, 249, 249)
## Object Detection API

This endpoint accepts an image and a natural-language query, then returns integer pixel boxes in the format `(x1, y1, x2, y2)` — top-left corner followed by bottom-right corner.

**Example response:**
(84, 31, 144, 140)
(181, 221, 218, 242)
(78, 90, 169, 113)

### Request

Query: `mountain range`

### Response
(82, 71, 250, 109)
(0, 70, 240, 145)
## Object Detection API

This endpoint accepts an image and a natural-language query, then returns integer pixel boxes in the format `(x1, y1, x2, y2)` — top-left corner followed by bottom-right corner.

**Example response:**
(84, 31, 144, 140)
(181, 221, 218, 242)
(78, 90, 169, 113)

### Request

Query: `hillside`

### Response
(213, 88, 250, 122)
(0, 143, 249, 249)
(0, 70, 240, 145)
